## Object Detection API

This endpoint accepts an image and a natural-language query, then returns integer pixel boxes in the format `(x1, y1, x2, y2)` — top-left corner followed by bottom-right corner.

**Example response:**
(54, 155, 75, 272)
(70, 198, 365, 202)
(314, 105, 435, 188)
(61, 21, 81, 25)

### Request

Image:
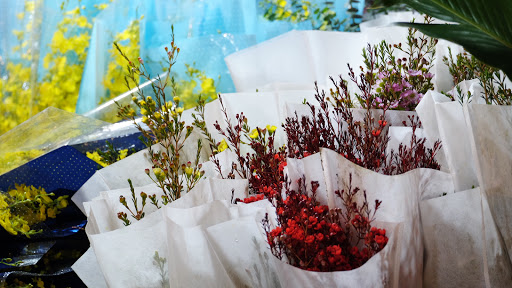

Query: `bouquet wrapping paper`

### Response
(421, 187, 512, 287)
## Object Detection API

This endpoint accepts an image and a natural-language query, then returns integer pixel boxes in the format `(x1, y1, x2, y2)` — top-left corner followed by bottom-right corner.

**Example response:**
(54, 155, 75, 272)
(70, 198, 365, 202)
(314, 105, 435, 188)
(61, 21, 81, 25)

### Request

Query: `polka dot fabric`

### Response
(0, 146, 99, 193)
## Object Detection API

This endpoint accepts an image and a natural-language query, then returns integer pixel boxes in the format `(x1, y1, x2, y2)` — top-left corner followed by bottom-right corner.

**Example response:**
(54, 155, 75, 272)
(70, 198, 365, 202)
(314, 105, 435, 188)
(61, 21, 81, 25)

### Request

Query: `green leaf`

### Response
(391, 0, 512, 78)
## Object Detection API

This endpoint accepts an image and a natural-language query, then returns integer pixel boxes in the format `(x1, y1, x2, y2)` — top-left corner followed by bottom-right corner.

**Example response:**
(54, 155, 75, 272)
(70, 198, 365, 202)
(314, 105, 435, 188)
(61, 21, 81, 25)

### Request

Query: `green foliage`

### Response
(443, 48, 512, 105)
(260, 0, 346, 31)
(387, 0, 512, 79)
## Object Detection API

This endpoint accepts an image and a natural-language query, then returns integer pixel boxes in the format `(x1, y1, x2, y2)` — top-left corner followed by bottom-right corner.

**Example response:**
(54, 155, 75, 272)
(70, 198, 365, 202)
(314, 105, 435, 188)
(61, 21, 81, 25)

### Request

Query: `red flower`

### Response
(270, 227, 282, 237)
(279, 161, 288, 172)
(305, 235, 315, 244)
(308, 216, 318, 225)
(327, 245, 342, 256)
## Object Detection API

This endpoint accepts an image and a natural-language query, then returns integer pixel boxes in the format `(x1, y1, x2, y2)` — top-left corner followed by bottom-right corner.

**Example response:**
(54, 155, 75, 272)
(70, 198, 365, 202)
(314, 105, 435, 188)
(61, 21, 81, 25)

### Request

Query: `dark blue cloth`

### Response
(71, 131, 145, 155)
(0, 146, 98, 193)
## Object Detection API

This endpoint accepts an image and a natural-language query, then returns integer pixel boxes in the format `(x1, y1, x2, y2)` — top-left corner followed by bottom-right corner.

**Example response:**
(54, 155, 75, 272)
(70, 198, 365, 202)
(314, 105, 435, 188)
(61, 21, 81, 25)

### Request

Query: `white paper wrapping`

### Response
(416, 90, 479, 190)
(71, 248, 108, 288)
(320, 148, 454, 287)
(225, 30, 365, 92)
(465, 104, 512, 267)
(272, 222, 401, 288)
(421, 187, 512, 287)
(165, 198, 283, 288)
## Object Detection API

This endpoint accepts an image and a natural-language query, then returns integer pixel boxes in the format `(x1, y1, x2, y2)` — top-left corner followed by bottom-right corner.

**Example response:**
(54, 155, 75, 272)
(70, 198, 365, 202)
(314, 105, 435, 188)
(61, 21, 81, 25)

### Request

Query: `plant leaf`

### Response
(389, 0, 512, 78)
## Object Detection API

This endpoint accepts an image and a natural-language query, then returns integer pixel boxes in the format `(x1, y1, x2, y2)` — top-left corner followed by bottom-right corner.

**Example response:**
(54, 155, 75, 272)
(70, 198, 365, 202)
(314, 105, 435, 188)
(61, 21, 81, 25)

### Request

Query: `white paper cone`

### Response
(320, 148, 454, 287)
(272, 222, 401, 288)
(205, 200, 281, 288)
(421, 187, 512, 287)
(164, 201, 237, 288)
(465, 103, 512, 265)
(89, 210, 167, 288)
(72, 248, 108, 288)
(225, 30, 316, 92)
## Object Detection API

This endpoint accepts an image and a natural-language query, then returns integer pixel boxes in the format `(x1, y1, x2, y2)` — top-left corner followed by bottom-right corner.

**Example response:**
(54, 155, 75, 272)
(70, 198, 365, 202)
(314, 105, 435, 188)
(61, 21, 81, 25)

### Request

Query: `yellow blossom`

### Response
(217, 139, 228, 152)
(266, 125, 277, 134)
(153, 168, 166, 181)
(249, 129, 259, 139)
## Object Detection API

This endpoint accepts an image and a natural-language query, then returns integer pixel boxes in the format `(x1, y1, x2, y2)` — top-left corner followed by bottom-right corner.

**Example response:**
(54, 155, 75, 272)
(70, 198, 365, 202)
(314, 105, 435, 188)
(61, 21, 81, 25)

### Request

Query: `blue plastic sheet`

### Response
(76, 0, 364, 115)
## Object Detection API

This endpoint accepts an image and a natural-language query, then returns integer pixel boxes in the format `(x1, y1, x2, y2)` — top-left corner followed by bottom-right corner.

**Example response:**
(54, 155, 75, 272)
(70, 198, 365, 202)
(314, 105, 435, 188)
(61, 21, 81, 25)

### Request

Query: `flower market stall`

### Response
(2, 0, 512, 287)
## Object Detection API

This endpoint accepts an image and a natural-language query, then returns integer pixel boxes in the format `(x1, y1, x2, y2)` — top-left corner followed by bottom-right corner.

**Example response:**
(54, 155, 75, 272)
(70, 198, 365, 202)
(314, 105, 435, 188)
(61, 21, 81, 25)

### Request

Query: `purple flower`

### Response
(408, 70, 422, 76)
(402, 79, 412, 88)
(378, 71, 389, 79)
(424, 72, 433, 79)
(400, 90, 416, 99)
(392, 83, 403, 92)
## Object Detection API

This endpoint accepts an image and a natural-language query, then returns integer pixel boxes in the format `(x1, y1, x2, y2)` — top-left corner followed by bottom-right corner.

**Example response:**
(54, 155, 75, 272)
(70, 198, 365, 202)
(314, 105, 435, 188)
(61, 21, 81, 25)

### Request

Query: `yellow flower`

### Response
(21, 223, 30, 233)
(184, 167, 194, 177)
(140, 108, 148, 115)
(36, 278, 45, 288)
(175, 107, 184, 114)
(57, 196, 68, 209)
(154, 112, 161, 119)
(266, 125, 277, 134)
(47, 207, 57, 218)
(217, 139, 228, 152)
(153, 168, 166, 181)
(41, 193, 52, 205)
(249, 129, 259, 139)
(86, 151, 108, 167)
(278, 0, 287, 8)
(38, 205, 47, 222)
(118, 149, 129, 160)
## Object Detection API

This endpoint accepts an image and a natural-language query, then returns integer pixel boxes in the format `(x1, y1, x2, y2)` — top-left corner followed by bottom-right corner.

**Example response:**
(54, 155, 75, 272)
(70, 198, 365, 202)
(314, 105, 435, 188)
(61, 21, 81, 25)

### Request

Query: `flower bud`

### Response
(153, 168, 165, 181)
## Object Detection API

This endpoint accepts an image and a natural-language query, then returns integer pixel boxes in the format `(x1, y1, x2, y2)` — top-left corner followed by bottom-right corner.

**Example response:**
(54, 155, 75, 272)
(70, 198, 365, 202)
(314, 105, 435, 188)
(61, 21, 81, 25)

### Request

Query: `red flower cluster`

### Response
(263, 178, 388, 272)
(213, 96, 389, 272)
(283, 82, 442, 175)
(238, 193, 265, 204)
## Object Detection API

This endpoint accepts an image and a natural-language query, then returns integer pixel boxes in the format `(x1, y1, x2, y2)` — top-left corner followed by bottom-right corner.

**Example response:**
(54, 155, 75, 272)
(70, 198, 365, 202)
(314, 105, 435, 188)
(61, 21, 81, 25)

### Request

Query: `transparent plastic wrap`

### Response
(143, 33, 257, 96)
(421, 188, 512, 287)
(76, 0, 144, 115)
(0, 107, 108, 175)
(78, 0, 351, 118)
